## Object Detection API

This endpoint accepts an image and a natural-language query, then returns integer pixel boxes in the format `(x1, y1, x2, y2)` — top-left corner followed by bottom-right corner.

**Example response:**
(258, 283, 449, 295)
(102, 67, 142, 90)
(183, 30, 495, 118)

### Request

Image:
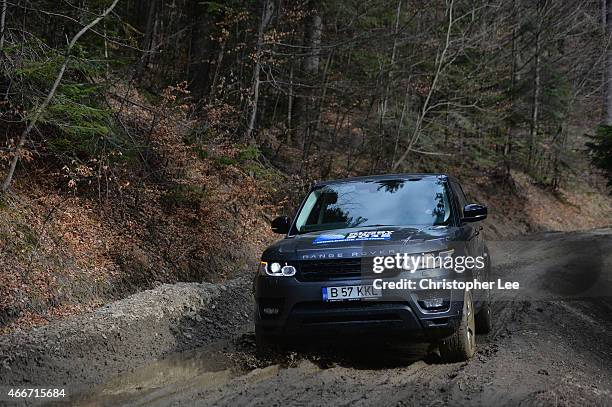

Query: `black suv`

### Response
(254, 174, 491, 362)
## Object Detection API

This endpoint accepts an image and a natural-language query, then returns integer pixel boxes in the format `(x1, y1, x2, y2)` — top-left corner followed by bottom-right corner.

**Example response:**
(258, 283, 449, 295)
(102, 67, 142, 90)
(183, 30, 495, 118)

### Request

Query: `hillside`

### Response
(1, 83, 610, 333)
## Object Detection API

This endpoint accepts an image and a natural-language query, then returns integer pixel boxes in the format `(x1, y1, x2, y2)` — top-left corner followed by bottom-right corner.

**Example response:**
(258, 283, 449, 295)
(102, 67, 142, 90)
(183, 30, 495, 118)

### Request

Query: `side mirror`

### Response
(462, 204, 487, 223)
(271, 216, 291, 234)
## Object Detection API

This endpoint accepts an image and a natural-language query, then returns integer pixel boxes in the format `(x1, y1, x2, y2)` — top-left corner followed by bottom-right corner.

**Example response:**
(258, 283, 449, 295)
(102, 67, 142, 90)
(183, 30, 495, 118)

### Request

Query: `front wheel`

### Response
(439, 290, 476, 363)
(475, 248, 493, 334)
(475, 289, 492, 334)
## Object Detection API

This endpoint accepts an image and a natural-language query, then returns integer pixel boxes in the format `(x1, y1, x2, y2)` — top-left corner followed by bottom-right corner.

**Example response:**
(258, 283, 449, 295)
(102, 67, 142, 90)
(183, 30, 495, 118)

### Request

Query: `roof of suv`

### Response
(312, 173, 459, 187)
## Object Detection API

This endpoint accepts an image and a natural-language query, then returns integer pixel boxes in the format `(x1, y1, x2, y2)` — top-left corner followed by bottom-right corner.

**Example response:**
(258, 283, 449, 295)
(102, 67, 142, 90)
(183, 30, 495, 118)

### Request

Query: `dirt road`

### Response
(3, 230, 612, 406)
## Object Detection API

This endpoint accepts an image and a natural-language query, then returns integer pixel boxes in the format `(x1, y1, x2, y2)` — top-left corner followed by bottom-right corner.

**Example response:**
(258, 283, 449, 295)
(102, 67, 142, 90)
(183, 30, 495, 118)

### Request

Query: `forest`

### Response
(0, 0, 612, 329)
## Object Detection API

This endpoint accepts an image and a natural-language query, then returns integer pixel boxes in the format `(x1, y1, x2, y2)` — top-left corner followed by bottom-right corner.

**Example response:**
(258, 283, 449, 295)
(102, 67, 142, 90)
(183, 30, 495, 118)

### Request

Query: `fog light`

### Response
(263, 307, 280, 315)
(420, 298, 446, 309)
(414, 289, 450, 311)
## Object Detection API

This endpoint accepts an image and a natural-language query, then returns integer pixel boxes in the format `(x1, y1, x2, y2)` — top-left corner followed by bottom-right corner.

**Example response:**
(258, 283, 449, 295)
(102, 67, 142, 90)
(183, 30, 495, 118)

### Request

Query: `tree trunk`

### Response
(504, 0, 518, 179)
(208, 39, 227, 102)
(528, 13, 542, 168)
(392, 85, 411, 167)
(551, 125, 564, 190)
(0, 0, 7, 50)
(302, 1, 322, 74)
(287, 63, 294, 143)
(293, 0, 322, 152)
(375, 0, 402, 172)
(137, 0, 158, 77)
(245, 0, 274, 143)
(303, 50, 332, 173)
(188, 2, 213, 99)
(604, 0, 612, 125)
(392, 0, 454, 171)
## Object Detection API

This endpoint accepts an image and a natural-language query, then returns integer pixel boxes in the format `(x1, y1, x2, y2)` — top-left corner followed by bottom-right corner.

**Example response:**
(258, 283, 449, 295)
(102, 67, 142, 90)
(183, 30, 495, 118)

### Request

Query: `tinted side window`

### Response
(451, 181, 467, 215)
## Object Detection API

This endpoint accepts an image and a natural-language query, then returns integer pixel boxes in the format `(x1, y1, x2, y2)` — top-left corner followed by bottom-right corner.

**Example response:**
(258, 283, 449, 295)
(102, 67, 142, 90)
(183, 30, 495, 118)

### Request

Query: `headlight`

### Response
(269, 262, 281, 274)
(259, 261, 297, 277)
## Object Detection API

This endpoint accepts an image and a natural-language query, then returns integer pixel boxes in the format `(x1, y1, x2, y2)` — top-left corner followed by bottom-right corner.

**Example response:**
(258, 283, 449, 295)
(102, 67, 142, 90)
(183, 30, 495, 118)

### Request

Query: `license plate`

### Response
(322, 285, 381, 302)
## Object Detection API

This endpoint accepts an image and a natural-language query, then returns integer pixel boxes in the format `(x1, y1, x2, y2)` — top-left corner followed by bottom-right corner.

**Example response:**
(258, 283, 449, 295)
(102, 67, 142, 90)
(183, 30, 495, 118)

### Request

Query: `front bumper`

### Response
(254, 270, 467, 341)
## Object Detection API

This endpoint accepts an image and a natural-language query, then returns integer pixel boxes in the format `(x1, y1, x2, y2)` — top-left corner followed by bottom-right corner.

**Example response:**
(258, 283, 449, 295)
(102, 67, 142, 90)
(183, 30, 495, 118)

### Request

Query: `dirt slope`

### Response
(15, 229, 603, 407)
(0, 277, 254, 396)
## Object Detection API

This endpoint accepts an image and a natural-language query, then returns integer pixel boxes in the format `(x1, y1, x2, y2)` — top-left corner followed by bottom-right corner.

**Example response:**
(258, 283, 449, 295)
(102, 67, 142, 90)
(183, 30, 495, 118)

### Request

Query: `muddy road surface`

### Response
(4, 230, 612, 406)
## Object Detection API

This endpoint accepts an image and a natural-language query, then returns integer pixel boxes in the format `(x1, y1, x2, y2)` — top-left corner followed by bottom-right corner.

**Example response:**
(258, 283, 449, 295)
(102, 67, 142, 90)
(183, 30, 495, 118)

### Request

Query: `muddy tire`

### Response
(439, 290, 476, 363)
(475, 291, 492, 334)
(475, 248, 493, 334)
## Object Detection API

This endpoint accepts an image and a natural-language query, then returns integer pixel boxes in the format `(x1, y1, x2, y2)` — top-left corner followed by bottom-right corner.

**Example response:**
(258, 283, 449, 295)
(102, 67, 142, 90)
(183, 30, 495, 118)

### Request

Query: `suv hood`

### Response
(262, 225, 460, 261)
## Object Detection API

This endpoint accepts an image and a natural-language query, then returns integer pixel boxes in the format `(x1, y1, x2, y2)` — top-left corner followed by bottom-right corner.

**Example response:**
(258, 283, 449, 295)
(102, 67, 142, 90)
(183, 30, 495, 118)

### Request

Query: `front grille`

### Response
(296, 258, 399, 282)
(292, 301, 410, 324)
(302, 313, 401, 324)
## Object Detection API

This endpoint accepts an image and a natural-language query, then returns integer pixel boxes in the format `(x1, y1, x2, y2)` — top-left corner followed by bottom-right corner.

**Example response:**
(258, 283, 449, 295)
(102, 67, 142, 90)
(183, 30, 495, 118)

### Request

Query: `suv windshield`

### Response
(293, 178, 451, 234)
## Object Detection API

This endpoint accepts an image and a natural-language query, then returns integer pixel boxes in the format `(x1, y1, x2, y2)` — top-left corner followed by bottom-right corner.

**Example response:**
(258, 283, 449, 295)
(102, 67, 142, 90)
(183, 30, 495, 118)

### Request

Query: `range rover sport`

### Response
(254, 174, 492, 362)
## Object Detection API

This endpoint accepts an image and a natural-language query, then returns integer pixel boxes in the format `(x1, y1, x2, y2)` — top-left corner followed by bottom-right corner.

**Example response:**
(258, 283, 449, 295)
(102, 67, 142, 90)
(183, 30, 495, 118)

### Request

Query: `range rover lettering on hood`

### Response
(301, 248, 401, 260)
(313, 230, 394, 245)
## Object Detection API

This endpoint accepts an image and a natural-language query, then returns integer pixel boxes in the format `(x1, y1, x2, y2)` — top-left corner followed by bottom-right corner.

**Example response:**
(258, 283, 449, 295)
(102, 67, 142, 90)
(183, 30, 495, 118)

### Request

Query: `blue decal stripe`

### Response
(313, 231, 394, 244)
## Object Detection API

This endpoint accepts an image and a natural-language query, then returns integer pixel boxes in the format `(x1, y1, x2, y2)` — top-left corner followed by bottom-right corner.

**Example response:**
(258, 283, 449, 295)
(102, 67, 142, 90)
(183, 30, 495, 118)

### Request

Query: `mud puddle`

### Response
(60, 340, 246, 407)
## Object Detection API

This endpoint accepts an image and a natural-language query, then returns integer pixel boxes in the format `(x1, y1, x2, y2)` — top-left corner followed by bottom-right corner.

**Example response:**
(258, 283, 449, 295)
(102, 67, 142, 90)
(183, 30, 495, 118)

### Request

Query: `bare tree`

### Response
(302, 0, 322, 74)
(392, 0, 455, 171)
(503, 0, 519, 179)
(0, 0, 7, 50)
(604, 0, 612, 125)
(528, 0, 543, 168)
(136, 0, 159, 77)
(246, 0, 274, 143)
(296, 0, 323, 165)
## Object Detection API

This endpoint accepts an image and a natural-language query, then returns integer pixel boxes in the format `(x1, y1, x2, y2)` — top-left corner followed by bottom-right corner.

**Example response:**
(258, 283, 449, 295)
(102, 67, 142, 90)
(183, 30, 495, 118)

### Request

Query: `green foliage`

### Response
(215, 146, 259, 167)
(243, 161, 283, 183)
(139, 88, 163, 106)
(161, 184, 208, 210)
(202, 1, 229, 13)
(237, 145, 259, 161)
(215, 155, 238, 166)
(0, 221, 39, 256)
(586, 125, 612, 192)
(195, 147, 209, 159)
(15, 55, 64, 86)
(44, 83, 114, 158)
(184, 124, 218, 146)
(541, 65, 572, 122)
(5, 35, 138, 166)
(16, 223, 38, 248)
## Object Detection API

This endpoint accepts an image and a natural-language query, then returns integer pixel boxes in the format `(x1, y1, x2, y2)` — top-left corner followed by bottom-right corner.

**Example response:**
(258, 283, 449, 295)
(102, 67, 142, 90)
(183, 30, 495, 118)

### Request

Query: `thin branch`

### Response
(0, 0, 6, 49)
(393, 0, 455, 171)
(1, 0, 121, 193)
